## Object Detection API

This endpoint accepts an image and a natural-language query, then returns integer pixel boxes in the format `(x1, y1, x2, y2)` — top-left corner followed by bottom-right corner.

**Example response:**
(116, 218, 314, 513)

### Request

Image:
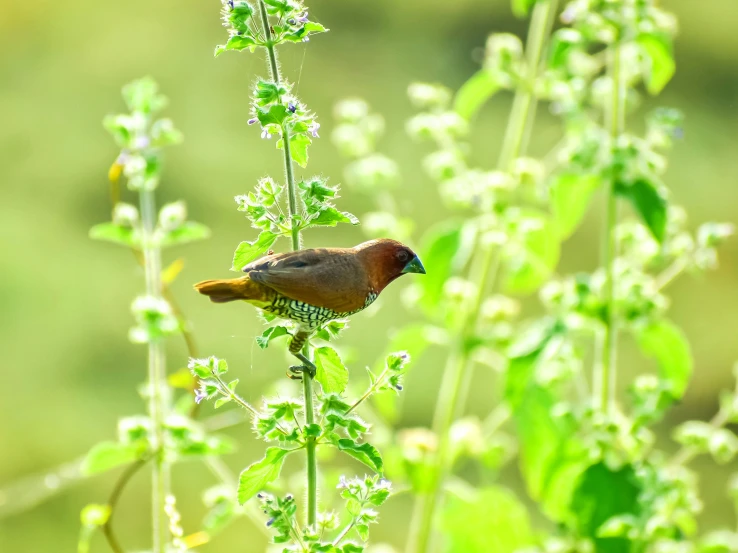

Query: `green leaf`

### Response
(81, 442, 141, 476)
(504, 317, 561, 408)
(335, 439, 384, 474)
(514, 386, 589, 521)
(441, 487, 534, 553)
(417, 220, 476, 317)
(159, 222, 211, 247)
(501, 210, 560, 295)
(550, 173, 600, 239)
(511, 0, 537, 17)
(254, 81, 284, 105)
(454, 70, 499, 120)
(615, 178, 668, 242)
(635, 320, 693, 399)
(311, 207, 360, 227)
(314, 346, 349, 394)
(549, 29, 583, 69)
(505, 320, 589, 521)
(637, 32, 675, 95)
(237, 447, 291, 504)
(256, 104, 289, 126)
(570, 463, 642, 553)
(256, 325, 291, 349)
(202, 486, 237, 534)
(80, 504, 111, 527)
(289, 133, 311, 167)
(89, 223, 139, 248)
(218, 34, 258, 56)
(231, 231, 279, 271)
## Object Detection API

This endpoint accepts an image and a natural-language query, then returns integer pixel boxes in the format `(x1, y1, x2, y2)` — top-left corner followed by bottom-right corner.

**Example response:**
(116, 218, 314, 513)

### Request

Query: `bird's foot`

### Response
(290, 353, 317, 379)
(287, 365, 306, 381)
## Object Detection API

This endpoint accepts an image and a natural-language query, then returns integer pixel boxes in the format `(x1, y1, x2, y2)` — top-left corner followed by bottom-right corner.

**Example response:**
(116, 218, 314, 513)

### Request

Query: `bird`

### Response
(194, 238, 425, 373)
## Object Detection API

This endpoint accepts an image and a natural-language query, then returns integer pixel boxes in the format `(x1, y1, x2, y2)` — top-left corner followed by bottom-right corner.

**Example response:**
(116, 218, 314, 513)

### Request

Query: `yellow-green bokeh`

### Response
(1, 0, 737, 551)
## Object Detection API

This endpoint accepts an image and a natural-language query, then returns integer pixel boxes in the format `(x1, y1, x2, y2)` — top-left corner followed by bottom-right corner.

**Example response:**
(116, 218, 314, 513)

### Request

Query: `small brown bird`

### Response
(194, 239, 425, 362)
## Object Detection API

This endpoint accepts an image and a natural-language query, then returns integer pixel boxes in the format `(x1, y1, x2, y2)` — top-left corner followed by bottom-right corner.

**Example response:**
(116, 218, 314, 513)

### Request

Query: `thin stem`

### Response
(332, 520, 356, 545)
(599, 35, 625, 414)
(669, 409, 730, 467)
(654, 257, 688, 290)
(406, 3, 557, 551)
(346, 365, 392, 415)
(302, 373, 318, 526)
(497, 0, 555, 171)
(102, 458, 150, 553)
(406, 247, 500, 553)
(139, 187, 169, 553)
(256, 0, 317, 527)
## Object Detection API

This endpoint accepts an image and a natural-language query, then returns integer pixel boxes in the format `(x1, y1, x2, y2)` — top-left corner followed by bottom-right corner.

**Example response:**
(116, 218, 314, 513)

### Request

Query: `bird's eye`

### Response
(397, 250, 410, 262)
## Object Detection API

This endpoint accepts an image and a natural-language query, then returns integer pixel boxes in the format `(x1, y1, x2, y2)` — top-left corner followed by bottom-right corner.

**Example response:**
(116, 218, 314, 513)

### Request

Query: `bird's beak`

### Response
(402, 255, 426, 275)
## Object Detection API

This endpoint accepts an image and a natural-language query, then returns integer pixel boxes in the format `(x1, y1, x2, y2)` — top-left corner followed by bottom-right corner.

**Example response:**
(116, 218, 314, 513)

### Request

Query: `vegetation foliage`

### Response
(4, 1, 738, 553)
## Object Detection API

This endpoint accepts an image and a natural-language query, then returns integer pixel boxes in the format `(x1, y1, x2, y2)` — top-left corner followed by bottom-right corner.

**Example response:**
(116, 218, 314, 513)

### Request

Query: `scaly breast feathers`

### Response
(261, 291, 379, 328)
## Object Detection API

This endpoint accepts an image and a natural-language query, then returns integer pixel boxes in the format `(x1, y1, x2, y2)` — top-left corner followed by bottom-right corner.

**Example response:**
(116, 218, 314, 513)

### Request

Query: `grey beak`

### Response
(402, 255, 426, 275)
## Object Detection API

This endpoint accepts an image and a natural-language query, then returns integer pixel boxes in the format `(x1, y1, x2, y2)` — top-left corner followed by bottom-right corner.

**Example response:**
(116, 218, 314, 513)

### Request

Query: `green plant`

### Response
(330, 1, 738, 553)
(81, 77, 231, 553)
(185, 1, 411, 551)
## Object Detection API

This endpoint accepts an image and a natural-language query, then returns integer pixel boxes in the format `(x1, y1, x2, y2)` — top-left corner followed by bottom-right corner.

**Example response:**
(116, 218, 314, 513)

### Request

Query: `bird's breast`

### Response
(262, 290, 379, 328)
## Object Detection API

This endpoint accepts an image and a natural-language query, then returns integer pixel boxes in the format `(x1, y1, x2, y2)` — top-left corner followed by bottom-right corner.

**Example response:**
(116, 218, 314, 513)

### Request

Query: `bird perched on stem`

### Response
(194, 239, 425, 374)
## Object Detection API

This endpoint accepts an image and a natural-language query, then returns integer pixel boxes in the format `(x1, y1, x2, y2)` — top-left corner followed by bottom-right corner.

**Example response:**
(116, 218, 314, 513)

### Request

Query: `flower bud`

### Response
(112, 202, 139, 226)
(407, 83, 451, 110)
(158, 201, 187, 231)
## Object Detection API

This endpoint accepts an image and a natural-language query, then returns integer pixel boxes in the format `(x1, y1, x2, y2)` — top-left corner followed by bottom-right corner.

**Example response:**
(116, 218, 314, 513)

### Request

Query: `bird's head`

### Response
(354, 239, 426, 292)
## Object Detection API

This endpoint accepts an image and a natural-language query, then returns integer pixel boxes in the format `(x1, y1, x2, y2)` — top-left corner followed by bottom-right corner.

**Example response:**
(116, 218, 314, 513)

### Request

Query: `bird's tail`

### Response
(194, 276, 264, 303)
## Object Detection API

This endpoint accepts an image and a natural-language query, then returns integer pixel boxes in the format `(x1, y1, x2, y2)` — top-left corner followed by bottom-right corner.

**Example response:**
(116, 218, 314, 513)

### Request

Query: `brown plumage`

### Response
(195, 239, 425, 353)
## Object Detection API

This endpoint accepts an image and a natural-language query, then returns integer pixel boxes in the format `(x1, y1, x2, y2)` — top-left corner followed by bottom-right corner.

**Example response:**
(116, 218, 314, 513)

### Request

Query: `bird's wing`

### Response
(244, 248, 370, 313)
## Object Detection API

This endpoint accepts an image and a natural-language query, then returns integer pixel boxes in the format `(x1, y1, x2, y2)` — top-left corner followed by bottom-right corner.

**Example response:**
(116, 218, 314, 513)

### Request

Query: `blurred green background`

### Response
(1, 0, 737, 550)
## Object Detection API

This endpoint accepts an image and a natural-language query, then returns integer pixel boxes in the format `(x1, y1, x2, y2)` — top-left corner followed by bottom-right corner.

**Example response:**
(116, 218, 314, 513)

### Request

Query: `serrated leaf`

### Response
(89, 223, 139, 248)
(221, 34, 258, 55)
(550, 172, 600, 239)
(231, 231, 279, 271)
(311, 207, 360, 227)
(615, 178, 667, 242)
(454, 69, 499, 120)
(504, 319, 589, 521)
(417, 219, 476, 316)
(635, 320, 692, 399)
(257, 104, 289, 126)
(81, 442, 141, 476)
(335, 439, 383, 474)
(237, 447, 291, 504)
(314, 346, 349, 394)
(214, 397, 232, 409)
(569, 463, 641, 553)
(159, 222, 211, 247)
(442, 487, 534, 553)
(256, 325, 291, 349)
(637, 32, 675, 95)
(289, 133, 311, 167)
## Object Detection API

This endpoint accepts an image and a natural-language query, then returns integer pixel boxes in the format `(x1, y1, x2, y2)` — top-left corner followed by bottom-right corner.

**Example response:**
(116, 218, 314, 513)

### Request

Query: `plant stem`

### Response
(139, 187, 169, 553)
(406, 3, 556, 552)
(102, 458, 150, 553)
(497, 0, 556, 171)
(599, 36, 625, 414)
(257, 0, 317, 527)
